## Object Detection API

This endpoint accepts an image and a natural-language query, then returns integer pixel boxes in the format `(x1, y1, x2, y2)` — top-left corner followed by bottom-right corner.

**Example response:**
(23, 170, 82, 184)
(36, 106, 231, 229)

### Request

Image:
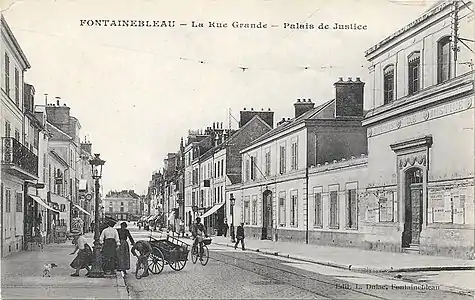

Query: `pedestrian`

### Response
(34, 226, 44, 250)
(131, 240, 152, 278)
(116, 222, 135, 274)
(90, 221, 95, 233)
(234, 222, 245, 251)
(69, 230, 92, 277)
(223, 220, 229, 238)
(100, 220, 120, 275)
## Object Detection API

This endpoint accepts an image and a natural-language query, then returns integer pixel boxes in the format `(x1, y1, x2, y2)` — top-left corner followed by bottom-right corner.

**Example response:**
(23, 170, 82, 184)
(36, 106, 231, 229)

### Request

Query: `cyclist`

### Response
(131, 240, 152, 277)
(192, 217, 208, 260)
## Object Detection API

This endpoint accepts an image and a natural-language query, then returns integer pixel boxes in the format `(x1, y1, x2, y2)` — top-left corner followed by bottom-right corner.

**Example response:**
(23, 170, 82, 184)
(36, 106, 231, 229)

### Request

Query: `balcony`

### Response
(2, 137, 38, 180)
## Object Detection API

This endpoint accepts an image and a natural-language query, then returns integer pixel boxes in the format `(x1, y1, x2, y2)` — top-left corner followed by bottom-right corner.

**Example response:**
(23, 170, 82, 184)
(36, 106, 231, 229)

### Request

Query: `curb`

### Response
(214, 242, 475, 273)
(116, 273, 130, 300)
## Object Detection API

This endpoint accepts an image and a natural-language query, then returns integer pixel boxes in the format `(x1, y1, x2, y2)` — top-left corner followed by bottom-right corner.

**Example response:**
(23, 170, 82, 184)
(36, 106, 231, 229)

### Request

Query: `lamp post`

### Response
(230, 193, 236, 243)
(87, 153, 105, 278)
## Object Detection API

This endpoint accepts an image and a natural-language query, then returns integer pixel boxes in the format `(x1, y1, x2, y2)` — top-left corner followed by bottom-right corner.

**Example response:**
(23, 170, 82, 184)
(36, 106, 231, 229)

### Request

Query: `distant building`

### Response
(104, 190, 140, 221)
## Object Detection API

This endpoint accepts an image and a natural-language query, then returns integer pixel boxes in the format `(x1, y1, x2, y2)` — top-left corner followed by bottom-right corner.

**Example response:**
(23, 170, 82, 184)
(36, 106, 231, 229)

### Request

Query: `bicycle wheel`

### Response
(200, 244, 209, 266)
(191, 245, 198, 264)
(148, 248, 165, 274)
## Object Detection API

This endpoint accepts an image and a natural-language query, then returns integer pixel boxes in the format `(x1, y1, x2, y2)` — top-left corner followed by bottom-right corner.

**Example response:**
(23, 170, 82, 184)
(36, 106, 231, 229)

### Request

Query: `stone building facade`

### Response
(361, 0, 474, 258)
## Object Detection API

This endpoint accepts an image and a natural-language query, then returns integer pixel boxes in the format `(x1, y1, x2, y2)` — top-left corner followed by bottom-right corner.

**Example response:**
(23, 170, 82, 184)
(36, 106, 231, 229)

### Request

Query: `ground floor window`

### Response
(329, 190, 338, 228)
(278, 191, 286, 226)
(314, 189, 322, 226)
(252, 196, 257, 225)
(346, 189, 357, 229)
(5, 189, 11, 213)
(16, 192, 22, 212)
(244, 197, 250, 225)
(290, 190, 298, 226)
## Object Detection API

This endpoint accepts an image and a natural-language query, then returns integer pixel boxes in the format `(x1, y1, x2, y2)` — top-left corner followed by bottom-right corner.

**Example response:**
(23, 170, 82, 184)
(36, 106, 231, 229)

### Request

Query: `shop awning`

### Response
(74, 204, 91, 216)
(167, 211, 175, 221)
(28, 194, 60, 213)
(201, 202, 225, 219)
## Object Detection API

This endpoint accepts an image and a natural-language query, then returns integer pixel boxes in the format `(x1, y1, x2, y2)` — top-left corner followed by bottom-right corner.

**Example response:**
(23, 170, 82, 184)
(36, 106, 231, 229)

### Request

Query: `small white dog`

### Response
(42, 263, 58, 277)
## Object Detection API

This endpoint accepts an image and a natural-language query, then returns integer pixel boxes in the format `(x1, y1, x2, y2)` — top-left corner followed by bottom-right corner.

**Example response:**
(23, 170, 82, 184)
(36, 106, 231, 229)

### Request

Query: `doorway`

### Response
(403, 168, 424, 248)
(261, 190, 273, 240)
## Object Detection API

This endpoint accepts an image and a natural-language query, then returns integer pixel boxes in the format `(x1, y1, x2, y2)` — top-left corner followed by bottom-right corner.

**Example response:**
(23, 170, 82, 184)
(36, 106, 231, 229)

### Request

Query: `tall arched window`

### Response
(408, 52, 421, 95)
(437, 36, 451, 84)
(383, 64, 395, 104)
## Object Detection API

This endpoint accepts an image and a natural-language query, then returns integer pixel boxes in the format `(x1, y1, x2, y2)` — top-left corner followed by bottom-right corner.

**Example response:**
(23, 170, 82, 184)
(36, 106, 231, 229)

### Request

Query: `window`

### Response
(16, 192, 22, 212)
(217, 161, 220, 178)
(4, 120, 11, 137)
(4, 53, 10, 94)
(265, 150, 271, 176)
(250, 156, 256, 180)
(329, 190, 339, 228)
(5, 189, 11, 213)
(108, 207, 112, 212)
(279, 145, 286, 174)
(214, 163, 217, 178)
(252, 196, 257, 225)
(14, 68, 19, 106)
(121, 202, 124, 206)
(408, 52, 420, 95)
(14, 129, 20, 142)
(244, 197, 250, 224)
(291, 140, 298, 170)
(346, 189, 357, 229)
(221, 159, 224, 177)
(383, 65, 395, 104)
(120, 207, 124, 212)
(290, 190, 298, 226)
(278, 191, 286, 226)
(379, 191, 394, 222)
(314, 189, 322, 226)
(437, 36, 451, 84)
(245, 158, 250, 181)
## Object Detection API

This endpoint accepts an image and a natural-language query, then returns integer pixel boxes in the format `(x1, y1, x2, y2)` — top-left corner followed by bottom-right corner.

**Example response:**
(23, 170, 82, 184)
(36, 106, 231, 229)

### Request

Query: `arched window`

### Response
(437, 36, 451, 83)
(383, 65, 395, 104)
(408, 52, 421, 95)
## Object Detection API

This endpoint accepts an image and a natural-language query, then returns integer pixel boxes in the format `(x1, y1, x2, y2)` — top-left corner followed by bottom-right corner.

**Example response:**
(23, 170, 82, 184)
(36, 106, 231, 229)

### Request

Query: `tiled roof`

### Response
(248, 99, 335, 146)
(47, 123, 72, 141)
(227, 174, 241, 185)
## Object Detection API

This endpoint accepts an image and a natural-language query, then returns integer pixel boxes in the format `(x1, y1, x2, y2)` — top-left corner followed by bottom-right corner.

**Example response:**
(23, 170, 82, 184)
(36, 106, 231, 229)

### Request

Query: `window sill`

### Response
(313, 225, 323, 229)
(344, 226, 358, 230)
(329, 226, 339, 230)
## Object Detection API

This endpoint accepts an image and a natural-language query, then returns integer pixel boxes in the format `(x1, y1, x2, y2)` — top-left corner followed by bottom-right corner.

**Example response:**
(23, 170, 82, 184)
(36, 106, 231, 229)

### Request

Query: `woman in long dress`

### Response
(70, 231, 92, 277)
(100, 221, 120, 275)
(116, 222, 135, 274)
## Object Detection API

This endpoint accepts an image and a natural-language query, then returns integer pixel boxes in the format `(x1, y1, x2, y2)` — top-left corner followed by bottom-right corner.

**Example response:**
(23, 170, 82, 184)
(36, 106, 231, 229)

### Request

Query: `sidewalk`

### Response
(1, 233, 128, 299)
(210, 236, 475, 273)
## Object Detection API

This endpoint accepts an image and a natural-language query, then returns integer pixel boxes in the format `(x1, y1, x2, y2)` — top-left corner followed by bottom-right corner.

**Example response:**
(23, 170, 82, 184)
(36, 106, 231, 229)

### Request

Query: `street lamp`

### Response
(87, 153, 105, 278)
(230, 193, 236, 243)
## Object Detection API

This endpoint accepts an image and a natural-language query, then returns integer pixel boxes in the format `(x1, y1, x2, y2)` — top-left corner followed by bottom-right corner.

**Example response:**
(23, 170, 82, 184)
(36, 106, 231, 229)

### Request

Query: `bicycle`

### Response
(190, 238, 211, 266)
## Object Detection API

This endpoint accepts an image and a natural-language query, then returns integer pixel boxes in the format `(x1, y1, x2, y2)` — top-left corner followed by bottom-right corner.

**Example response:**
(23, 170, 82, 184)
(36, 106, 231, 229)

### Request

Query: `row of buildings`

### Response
(147, 0, 474, 259)
(1, 15, 99, 257)
(103, 189, 147, 221)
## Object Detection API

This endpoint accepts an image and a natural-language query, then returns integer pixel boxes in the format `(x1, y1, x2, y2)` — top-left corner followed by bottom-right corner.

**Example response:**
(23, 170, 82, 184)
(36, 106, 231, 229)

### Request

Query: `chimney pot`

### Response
(243, 107, 246, 111)
(356, 77, 361, 82)
(348, 77, 353, 82)
(251, 108, 253, 111)
(297, 99, 301, 102)
(261, 108, 264, 111)
(308, 99, 312, 102)
(268, 108, 271, 111)
(338, 77, 344, 82)
(64, 103, 67, 106)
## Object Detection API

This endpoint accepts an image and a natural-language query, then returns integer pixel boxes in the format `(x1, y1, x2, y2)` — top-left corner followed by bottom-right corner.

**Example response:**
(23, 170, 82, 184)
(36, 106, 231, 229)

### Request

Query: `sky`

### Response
(2, 0, 436, 194)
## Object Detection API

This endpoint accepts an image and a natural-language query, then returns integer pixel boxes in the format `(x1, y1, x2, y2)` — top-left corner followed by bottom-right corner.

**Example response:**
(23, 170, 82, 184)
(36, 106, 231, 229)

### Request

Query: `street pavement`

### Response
(1, 233, 128, 300)
(125, 226, 473, 299)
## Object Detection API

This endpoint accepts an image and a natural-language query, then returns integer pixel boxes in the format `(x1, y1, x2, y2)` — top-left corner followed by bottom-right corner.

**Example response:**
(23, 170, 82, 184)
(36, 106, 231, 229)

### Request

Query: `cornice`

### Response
(1, 15, 31, 69)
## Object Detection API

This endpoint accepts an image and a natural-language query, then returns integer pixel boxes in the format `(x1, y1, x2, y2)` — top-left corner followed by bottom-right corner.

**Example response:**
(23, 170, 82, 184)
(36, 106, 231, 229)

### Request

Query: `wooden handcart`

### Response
(148, 235, 190, 274)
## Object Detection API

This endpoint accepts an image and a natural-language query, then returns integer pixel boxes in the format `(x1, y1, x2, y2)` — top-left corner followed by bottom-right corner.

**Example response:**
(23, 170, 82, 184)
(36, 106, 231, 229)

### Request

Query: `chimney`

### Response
(294, 98, 315, 118)
(334, 77, 365, 118)
(239, 109, 274, 129)
(81, 141, 92, 154)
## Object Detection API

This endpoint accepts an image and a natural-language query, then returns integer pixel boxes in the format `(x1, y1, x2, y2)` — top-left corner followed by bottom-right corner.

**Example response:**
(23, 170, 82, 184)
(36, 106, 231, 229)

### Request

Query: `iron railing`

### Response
(2, 137, 38, 176)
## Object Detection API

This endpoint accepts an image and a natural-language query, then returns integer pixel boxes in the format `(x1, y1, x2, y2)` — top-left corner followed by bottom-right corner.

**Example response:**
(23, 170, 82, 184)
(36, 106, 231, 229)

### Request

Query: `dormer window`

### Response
(437, 36, 451, 84)
(408, 52, 421, 95)
(383, 65, 395, 104)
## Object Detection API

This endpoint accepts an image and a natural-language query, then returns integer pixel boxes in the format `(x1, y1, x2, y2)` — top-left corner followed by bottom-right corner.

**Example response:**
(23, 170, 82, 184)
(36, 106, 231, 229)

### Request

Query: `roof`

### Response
(365, 0, 453, 57)
(47, 122, 72, 141)
(199, 114, 270, 160)
(227, 174, 241, 185)
(1, 15, 31, 69)
(247, 99, 334, 147)
(49, 150, 69, 167)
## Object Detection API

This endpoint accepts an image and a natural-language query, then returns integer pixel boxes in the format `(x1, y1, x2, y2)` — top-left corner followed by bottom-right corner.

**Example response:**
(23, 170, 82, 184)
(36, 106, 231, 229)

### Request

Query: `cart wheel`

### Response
(200, 245, 209, 266)
(148, 248, 164, 274)
(191, 245, 198, 264)
(169, 259, 187, 271)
